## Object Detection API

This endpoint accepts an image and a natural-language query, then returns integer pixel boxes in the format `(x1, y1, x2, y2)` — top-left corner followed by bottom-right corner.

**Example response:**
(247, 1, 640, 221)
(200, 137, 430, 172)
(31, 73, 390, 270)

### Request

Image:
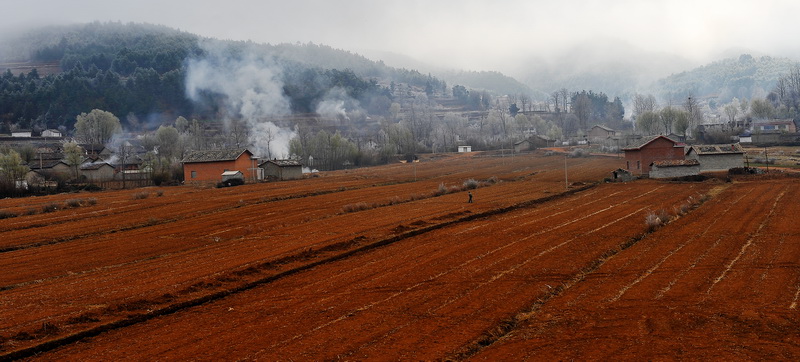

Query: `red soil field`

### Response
(3, 151, 794, 360)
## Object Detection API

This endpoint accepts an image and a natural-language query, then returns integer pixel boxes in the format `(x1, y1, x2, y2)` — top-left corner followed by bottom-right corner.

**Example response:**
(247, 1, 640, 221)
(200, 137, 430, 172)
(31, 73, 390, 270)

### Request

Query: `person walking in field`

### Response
(467, 191, 473, 203)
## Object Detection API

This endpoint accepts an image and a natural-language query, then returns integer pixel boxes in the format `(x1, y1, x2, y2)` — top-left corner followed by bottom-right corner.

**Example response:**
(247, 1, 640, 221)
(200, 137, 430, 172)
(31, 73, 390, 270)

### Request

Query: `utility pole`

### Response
(564, 154, 568, 190)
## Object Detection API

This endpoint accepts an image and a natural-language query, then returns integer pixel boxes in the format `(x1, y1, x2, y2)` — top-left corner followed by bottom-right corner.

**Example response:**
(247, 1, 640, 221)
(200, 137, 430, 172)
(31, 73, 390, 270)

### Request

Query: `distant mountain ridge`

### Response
(651, 54, 800, 103)
(3, 22, 799, 105)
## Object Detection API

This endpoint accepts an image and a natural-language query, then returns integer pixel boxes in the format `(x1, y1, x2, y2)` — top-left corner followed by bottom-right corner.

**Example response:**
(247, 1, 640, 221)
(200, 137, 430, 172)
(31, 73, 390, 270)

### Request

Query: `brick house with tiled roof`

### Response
(182, 149, 259, 184)
(622, 135, 686, 176)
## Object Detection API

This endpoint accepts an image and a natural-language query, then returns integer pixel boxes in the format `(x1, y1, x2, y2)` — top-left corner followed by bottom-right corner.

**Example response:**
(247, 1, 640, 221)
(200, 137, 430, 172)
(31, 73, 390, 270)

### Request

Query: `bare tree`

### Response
(723, 103, 739, 125)
(559, 88, 570, 113)
(551, 91, 561, 113)
(633, 94, 658, 118)
(572, 93, 591, 131)
(683, 96, 703, 134)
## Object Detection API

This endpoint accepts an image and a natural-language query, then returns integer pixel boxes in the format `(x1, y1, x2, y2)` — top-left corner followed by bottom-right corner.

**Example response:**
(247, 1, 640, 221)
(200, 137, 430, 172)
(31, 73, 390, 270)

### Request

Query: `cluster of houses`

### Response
(620, 135, 745, 179)
(181, 148, 303, 185)
(2, 130, 306, 188)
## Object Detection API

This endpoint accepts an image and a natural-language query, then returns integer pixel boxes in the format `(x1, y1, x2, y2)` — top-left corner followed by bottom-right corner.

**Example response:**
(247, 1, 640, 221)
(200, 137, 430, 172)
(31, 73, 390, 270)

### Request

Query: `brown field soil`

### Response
(3, 151, 793, 360)
(474, 177, 800, 360)
(0, 152, 621, 357)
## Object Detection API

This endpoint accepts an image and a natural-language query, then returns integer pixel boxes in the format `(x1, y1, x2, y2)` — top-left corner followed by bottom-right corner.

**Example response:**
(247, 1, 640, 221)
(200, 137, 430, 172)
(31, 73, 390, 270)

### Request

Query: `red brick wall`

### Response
(183, 153, 258, 183)
(624, 137, 685, 175)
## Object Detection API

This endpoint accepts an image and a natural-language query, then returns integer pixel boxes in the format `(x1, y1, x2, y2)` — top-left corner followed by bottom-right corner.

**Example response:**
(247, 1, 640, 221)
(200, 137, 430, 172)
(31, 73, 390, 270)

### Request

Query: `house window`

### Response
(626, 161, 630, 169)
(191, 171, 197, 179)
(637, 161, 641, 169)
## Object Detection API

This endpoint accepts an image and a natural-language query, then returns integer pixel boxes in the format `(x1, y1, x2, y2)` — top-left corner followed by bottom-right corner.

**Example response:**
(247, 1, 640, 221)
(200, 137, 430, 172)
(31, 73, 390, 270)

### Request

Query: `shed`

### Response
(260, 159, 303, 181)
(610, 168, 635, 182)
(221, 170, 244, 181)
(622, 135, 686, 176)
(458, 145, 472, 153)
(685, 143, 744, 172)
(182, 149, 259, 183)
(649, 159, 700, 179)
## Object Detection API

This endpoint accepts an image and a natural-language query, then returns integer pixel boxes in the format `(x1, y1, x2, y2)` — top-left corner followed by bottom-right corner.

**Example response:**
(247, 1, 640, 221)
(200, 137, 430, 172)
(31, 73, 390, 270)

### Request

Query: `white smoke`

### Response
(185, 41, 295, 159)
(315, 87, 354, 120)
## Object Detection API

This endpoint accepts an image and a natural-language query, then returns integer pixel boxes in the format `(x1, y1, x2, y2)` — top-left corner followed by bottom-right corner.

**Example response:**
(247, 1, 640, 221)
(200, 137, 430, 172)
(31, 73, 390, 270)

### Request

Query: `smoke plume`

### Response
(185, 41, 295, 159)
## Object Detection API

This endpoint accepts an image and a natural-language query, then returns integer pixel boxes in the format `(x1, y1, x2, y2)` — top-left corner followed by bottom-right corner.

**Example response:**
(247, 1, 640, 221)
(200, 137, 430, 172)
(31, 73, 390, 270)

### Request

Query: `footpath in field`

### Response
(20, 179, 713, 360)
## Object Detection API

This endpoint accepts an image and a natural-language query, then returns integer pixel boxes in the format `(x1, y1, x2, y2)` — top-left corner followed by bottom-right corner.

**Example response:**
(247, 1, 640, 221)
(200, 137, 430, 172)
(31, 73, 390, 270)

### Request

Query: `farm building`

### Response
(182, 149, 259, 184)
(79, 162, 116, 182)
(622, 135, 686, 176)
(649, 159, 700, 179)
(457, 145, 472, 153)
(261, 159, 303, 181)
(685, 143, 744, 172)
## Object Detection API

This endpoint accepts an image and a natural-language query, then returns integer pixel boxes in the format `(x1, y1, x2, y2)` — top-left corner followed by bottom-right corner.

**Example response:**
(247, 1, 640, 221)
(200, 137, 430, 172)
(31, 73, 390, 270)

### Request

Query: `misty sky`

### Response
(4, 0, 800, 72)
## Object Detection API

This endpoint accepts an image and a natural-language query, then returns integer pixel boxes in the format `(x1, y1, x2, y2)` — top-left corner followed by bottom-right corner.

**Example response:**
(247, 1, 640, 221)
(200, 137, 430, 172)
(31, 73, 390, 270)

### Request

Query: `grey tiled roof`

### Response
(261, 159, 302, 167)
(182, 149, 251, 163)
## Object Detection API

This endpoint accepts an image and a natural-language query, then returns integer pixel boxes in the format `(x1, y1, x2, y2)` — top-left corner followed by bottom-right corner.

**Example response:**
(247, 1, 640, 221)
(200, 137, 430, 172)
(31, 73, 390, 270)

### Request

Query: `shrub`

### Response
(569, 148, 586, 158)
(645, 212, 663, 231)
(341, 202, 371, 213)
(133, 192, 149, 200)
(41, 203, 60, 213)
(0, 209, 17, 219)
(435, 183, 449, 196)
(86, 198, 98, 206)
(463, 179, 479, 190)
(64, 199, 82, 208)
(155, 190, 164, 197)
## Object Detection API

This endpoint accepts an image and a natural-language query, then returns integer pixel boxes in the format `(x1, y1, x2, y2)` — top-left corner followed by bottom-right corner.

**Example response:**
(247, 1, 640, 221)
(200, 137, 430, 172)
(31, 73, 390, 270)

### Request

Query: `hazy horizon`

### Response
(3, 0, 800, 75)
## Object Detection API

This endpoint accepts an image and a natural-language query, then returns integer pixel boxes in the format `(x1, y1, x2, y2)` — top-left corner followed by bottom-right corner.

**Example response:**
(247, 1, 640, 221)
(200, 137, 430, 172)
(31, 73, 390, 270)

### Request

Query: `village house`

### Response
(182, 148, 259, 184)
(753, 119, 797, 133)
(79, 144, 114, 159)
(457, 145, 472, 153)
(41, 129, 62, 138)
(622, 135, 686, 176)
(587, 125, 616, 142)
(27, 159, 72, 180)
(79, 162, 116, 183)
(260, 159, 303, 181)
(685, 143, 744, 172)
(513, 135, 550, 152)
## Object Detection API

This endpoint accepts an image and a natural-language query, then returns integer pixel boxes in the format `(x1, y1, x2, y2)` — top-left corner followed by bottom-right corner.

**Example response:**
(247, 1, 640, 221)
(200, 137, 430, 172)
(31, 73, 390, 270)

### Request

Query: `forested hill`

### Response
(652, 54, 800, 103)
(0, 22, 532, 134)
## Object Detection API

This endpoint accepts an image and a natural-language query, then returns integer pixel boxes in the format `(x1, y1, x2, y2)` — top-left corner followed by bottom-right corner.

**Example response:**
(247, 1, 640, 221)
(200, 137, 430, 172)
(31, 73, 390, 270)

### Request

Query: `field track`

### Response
(1, 152, 797, 360)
